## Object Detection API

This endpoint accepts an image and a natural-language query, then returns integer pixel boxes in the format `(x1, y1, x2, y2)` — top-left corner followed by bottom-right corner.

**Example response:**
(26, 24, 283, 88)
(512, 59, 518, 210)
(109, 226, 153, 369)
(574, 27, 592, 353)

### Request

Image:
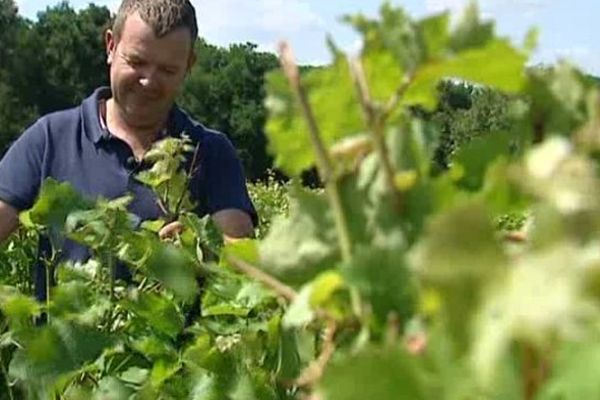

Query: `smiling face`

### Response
(105, 12, 195, 130)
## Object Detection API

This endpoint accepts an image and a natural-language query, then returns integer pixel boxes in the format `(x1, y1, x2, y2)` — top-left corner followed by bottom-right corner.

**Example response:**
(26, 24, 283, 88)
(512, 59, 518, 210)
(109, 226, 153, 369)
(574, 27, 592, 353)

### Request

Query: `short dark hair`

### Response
(112, 0, 198, 45)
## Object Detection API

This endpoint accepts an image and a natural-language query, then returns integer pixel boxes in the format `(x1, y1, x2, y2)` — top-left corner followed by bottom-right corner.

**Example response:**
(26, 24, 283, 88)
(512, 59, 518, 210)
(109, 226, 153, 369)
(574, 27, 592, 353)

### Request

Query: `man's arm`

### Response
(193, 132, 258, 241)
(159, 209, 254, 242)
(0, 200, 19, 243)
(212, 209, 254, 242)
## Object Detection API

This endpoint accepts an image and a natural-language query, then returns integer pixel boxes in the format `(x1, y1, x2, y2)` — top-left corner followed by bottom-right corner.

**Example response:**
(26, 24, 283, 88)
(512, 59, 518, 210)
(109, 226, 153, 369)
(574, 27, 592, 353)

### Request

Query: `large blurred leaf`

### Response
(345, 4, 423, 70)
(276, 327, 303, 380)
(0, 287, 40, 331)
(452, 131, 514, 191)
(122, 292, 184, 339)
(26, 178, 91, 230)
(537, 341, 600, 400)
(449, 2, 494, 51)
(418, 12, 450, 61)
(49, 281, 101, 324)
(526, 63, 596, 138)
(341, 246, 416, 326)
(518, 137, 600, 217)
(479, 158, 529, 216)
(189, 373, 223, 400)
(183, 334, 236, 382)
(411, 201, 507, 352)
(265, 58, 364, 176)
(404, 39, 526, 110)
(131, 336, 177, 361)
(65, 196, 134, 251)
(282, 285, 314, 329)
(259, 186, 338, 285)
(472, 242, 599, 386)
(318, 347, 426, 400)
(9, 320, 114, 395)
(222, 238, 260, 266)
(412, 201, 506, 281)
(93, 377, 134, 400)
(145, 242, 199, 302)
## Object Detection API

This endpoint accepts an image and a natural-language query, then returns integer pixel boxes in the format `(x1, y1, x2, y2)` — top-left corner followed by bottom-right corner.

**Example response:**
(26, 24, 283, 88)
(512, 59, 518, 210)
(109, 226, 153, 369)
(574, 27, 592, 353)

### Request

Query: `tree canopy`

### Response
(0, 0, 597, 179)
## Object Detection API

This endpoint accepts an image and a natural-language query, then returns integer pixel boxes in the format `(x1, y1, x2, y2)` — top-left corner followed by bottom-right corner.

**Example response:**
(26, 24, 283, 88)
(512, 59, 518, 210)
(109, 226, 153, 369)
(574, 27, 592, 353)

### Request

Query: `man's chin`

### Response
(124, 106, 167, 127)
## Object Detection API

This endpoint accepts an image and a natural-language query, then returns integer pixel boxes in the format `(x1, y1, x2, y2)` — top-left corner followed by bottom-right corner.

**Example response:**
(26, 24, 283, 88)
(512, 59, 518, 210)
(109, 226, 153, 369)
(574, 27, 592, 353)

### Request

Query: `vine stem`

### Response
(112, 354, 133, 374)
(227, 256, 298, 302)
(108, 255, 116, 308)
(348, 57, 403, 209)
(44, 238, 60, 324)
(227, 257, 340, 324)
(0, 350, 15, 400)
(45, 262, 51, 324)
(294, 319, 337, 388)
(383, 69, 416, 121)
(522, 343, 550, 400)
(278, 41, 352, 263)
(174, 141, 202, 218)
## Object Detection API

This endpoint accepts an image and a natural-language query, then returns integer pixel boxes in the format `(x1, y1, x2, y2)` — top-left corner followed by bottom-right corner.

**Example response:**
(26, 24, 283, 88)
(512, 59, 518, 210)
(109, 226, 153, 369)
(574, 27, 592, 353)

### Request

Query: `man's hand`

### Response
(159, 221, 184, 240)
(158, 209, 254, 243)
(0, 200, 19, 243)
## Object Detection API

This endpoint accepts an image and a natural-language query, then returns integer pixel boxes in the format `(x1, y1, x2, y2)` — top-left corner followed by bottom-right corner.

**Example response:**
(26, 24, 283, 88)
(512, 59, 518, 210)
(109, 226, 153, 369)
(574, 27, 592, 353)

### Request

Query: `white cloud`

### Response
(425, 0, 468, 14)
(191, 0, 328, 62)
(536, 46, 600, 75)
(193, 0, 324, 39)
(425, 0, 543, 17)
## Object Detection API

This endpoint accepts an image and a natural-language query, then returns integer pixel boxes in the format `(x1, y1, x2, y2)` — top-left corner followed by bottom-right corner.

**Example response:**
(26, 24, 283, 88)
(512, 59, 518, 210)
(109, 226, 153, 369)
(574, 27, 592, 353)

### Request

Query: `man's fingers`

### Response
(159, 221, 184, 240)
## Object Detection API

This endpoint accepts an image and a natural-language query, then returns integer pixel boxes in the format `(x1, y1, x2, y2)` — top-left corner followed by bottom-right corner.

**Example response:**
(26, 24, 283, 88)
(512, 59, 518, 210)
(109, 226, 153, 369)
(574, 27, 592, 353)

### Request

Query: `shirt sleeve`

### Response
(197, 132, 258, 227)
(0, 120, 47, 210)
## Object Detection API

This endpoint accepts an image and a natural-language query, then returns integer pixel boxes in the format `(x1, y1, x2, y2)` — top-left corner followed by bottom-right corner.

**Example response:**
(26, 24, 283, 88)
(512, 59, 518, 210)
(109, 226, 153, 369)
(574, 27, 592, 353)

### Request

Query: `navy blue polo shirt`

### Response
(0, 87, 257, 300)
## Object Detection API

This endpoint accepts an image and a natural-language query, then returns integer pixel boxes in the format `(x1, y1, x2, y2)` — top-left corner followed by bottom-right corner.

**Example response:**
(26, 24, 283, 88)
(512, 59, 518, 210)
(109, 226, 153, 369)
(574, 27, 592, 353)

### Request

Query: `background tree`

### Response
(0, 1, 111, 155)
(180, 40, 279, 179)
(18, 2, 111, 115)
(0, 0, 37, 153)
(427, 80, 512, 171)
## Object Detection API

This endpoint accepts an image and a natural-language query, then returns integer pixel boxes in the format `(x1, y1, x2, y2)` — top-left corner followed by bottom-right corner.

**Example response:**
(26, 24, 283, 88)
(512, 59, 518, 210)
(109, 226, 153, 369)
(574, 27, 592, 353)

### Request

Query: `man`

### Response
(0, 0, 257, 299)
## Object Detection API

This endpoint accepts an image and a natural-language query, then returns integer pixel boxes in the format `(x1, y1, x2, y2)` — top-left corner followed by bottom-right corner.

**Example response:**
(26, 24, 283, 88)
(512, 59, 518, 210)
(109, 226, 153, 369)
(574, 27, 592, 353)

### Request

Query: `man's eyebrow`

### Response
(121, 50, 143, 61)
(123, 51, 183, 70)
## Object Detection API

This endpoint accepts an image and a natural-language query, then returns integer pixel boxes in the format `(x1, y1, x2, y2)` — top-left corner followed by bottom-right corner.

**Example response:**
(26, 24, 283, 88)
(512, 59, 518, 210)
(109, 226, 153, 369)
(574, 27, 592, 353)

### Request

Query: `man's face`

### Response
(105, 12, 195, 129)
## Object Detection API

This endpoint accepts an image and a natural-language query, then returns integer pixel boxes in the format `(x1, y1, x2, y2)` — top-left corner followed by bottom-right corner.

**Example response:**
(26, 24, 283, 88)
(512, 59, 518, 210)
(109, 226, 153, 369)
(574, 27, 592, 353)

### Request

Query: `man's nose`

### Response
(138, 68, 160, 88)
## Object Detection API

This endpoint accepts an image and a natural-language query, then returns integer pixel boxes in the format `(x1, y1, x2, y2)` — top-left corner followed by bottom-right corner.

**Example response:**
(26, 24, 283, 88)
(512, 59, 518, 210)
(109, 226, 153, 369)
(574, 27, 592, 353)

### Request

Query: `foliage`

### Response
(247, 172, 290, 238)
(429, 80, 515, 171)
(2, 2, 600, 400)
(0, 0, 37, 154)
(0, 1, 110, 155)
(0, 230, 36, 291)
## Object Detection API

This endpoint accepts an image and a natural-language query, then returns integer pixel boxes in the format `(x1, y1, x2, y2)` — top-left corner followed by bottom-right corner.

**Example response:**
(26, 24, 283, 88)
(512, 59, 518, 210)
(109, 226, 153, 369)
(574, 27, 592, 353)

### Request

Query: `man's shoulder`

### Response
(25, 101, 83, 137)
(173, 108, 233, 149)
(15, 105, 82, 148)
(39, 106, 82, 129)
(33, 87, 106, 141)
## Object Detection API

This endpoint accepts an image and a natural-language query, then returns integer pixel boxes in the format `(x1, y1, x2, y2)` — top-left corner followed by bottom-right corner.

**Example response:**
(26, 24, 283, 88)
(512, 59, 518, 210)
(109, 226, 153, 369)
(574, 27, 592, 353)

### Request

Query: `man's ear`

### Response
(105, 29, 116, 65)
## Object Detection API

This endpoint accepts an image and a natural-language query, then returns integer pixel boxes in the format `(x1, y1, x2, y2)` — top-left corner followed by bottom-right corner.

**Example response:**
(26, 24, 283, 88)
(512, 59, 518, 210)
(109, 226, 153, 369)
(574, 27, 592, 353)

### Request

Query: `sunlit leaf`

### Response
(259, 186, 338, 285)
(318, 347, 426, 400)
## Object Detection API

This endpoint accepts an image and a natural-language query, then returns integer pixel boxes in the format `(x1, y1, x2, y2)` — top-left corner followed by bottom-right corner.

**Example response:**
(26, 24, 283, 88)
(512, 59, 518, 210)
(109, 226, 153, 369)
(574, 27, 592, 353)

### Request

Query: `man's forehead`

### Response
(118, 12, 192, 46)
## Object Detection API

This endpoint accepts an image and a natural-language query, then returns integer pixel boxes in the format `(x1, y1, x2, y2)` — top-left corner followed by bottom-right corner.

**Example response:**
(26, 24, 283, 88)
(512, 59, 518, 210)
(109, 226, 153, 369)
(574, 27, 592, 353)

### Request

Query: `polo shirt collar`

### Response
(81, 87, 188, 145)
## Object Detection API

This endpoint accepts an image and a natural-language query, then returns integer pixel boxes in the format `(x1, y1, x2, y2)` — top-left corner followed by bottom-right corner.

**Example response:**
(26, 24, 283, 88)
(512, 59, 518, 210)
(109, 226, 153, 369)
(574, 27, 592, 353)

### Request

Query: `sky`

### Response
(14, 0, 599, 76)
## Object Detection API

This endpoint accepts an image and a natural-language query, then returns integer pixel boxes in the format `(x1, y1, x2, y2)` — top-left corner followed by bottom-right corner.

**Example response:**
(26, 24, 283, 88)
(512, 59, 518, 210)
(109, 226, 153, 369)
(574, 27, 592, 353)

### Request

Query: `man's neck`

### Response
(104, 98, 167, 160)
